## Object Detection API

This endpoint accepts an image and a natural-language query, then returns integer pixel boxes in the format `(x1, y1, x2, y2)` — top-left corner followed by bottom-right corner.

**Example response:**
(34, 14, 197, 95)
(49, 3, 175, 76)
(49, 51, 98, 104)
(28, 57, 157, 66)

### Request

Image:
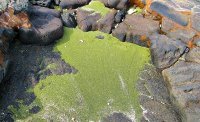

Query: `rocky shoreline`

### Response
(0, 0, 200, 121)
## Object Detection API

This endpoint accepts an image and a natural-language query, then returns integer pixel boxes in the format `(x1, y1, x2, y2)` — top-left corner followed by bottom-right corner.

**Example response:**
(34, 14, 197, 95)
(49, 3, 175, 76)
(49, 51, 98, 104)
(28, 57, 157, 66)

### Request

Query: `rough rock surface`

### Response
(150, 34, 187, 69)
(0, 28, 15, 84)
(185, 47, 200, 64)
(112, 14, 159, 47)
(61, 10, 77, 28)
(76, 8, 101, 31)
(99, 0, 129, 10)
(59, 0, 91, 9)
(19, 6, 63, 45)
(98, 9, 117, 33)
(162, 60, 200, 122)
(137, 64, 182, 122)
(191, 6, 200, 32)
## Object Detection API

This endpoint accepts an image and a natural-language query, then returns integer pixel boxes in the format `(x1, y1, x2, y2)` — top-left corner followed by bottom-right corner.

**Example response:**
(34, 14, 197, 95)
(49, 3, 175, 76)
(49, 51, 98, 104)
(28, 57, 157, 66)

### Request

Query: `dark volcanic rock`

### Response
(0, 42, 77, 121)
(0, 28, 15, 84)
(61, 11, 77, 28)
(19, 6, 63, 45)
(28, 5, 61, 18)
(150, 34, 187, 69)
(150, 0, 189, 26)
(102, 113, 132, 122)
(98, 9, 117, 33)
(112, 14, 159, 47)
(162, 61, 200, 122)
(115, 9, 126, 23)
(59, 0, 91, 9)
(77, 9, 101, 31)
(99, 0, 129, 10)
(30, 0, 52, 7)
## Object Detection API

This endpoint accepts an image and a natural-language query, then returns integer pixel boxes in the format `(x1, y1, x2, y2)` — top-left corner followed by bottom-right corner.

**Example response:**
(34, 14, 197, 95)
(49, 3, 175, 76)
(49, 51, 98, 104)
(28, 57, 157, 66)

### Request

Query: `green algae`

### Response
(11, 27, 150, 121)
(81, 1, 110, 17)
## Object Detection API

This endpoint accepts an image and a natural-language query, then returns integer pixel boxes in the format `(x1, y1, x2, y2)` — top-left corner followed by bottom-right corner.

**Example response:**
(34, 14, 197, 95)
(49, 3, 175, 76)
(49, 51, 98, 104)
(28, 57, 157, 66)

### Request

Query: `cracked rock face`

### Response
(162, 61, 200, 122)
(137, 64, 182, 122)
(150, 34, 187, 69)
(112, 14, 159, 47)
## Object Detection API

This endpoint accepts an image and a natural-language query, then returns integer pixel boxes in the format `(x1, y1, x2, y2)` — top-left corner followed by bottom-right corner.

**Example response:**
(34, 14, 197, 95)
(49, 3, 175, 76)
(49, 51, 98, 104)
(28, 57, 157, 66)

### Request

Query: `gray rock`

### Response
(150, 34, 187, 69)
(112, 14, 159, 47)
(140, 95, 181, 122)
(98, 9, 117, 33)
(61, 11, 77, 28)
(76, 9, 101, 31)
(167, 29, 196, 44)
(185, 47, 200, 64)
(19, 6, 63, 45)
(194, 37, 200, 47)
(99, 0, 129, 10)
(150, 0, 189, 26)
(12, 0, 29, 13)
(59, 0, 91, 9)
(137, 64, 171, 104)
(192, 6, 200, 32)
(162, 61, 200, 122)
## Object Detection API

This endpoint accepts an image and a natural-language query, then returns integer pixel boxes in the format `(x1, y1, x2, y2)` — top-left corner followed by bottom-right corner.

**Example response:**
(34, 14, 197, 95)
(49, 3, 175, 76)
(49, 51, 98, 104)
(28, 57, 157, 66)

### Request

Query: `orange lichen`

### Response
(0, 7, 31, 29)
(130, 0, 145, 8)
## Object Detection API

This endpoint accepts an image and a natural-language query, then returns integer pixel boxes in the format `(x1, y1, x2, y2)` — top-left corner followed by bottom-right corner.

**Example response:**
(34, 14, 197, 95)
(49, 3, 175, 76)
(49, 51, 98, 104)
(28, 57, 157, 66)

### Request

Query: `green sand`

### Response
(10, 28, 150, 121)
(81, 1, 110, 17)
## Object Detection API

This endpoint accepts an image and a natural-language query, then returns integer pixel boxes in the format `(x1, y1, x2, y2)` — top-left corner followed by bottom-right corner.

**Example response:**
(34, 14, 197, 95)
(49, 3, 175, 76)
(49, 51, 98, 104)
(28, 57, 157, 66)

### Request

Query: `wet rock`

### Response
(185, 47, 200, 64)
(192, 6, 200, 32)
(19, 6, 63, 45)
(30, 0, 52, 7)
(102, 113, 132, 122)
(61, 11, 77, 28)
(150, 0, 189, 26)
(76, 9, 101, 31)
(99, 0, 129, 10)
(150, 34, 187, 69)
(59, 0, 91, 9)
(115, 9, 126, 23)
(98, 9, 117, 33)
(140, 95, 181, 122)
(162, 61, 200, 122)
(112, 14, 159, 46)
